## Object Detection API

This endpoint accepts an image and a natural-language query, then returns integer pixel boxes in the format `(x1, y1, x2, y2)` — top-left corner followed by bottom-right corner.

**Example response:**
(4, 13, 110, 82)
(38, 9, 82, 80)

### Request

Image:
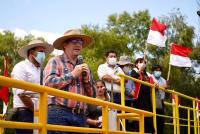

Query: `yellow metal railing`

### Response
(0, 75, 153, 134)
(118, 73, 200, 134)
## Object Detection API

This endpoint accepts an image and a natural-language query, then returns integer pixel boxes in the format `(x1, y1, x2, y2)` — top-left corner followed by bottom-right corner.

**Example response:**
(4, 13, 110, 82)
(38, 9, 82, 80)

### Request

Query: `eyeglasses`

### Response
(68, 39, 83, 45)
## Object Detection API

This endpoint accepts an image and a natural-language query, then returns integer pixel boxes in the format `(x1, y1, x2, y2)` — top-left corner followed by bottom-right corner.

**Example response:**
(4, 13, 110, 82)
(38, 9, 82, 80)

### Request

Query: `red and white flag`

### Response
(169, 43, 193, 67)
(147, 18, 167, 47)
(0, 57, 9, 105)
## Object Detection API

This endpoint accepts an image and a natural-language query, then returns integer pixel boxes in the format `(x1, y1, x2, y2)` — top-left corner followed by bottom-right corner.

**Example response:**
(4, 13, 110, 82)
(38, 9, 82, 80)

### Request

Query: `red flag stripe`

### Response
(150, 18, 167, 36)
(171, 43, 192, 57)
(0, 57, 9, 105)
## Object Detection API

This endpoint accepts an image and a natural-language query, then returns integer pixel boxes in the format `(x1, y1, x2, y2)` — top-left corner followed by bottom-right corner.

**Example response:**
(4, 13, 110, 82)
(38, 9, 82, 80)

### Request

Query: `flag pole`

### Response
(167, 64, 171, 81)
(167, 43, 172, 81)
(144, 42, 148, 61)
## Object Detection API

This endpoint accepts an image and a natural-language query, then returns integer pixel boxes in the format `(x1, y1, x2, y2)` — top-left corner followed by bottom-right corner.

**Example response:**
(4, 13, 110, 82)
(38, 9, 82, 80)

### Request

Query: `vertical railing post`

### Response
(151, 85, 157, 134)
(102, 105, 109, 134)
(175, 94, 180, 134)
(172, 94, 177, 134)
(38, 92, 47, 134)
(120, 76, 126, 130)
(188, 108, 190, 134)
(0, 127, 3, 134)
(193, 100, 197, 134)
(139, 114, 144, 134)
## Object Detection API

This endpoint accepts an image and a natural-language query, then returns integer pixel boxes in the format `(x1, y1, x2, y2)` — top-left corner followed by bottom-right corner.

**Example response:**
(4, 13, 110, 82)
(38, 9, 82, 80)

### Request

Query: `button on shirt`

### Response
(44, 54, 95, 109)
(152, 76, 166, 100)
(11, 59, 40, 108)
(97, 63, 124, 93)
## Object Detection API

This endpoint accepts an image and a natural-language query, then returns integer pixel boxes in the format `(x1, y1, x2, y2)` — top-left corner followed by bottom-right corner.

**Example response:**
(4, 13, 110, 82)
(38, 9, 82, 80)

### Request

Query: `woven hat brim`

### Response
(18, 43, 54, 58)
(117, 61, 133, 66)
(53, 34, 93, 50)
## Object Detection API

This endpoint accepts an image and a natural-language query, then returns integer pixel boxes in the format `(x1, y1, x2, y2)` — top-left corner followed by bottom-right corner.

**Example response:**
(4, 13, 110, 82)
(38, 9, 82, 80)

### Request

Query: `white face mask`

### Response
(123, 66, 131, 74)
(34, 52, 45, 65)
(108, 57, 117, 66)
(137, 62, 146, 71)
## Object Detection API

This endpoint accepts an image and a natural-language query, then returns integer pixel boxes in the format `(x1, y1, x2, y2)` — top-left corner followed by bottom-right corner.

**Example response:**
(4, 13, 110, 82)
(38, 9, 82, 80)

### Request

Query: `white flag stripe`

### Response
(169, 54, 192, 67)
(147, 30, 166, 47)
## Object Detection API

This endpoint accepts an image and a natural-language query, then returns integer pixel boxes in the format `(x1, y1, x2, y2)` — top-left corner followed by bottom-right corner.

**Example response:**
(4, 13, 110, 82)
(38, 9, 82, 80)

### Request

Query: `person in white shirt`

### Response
(97, 50, 124, 104)
(11, 40, 53, 134)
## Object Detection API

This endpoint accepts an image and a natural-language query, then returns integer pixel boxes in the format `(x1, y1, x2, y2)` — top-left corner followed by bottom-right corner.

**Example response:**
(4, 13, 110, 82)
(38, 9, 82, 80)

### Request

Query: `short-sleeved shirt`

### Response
(97, 63, 124, 93)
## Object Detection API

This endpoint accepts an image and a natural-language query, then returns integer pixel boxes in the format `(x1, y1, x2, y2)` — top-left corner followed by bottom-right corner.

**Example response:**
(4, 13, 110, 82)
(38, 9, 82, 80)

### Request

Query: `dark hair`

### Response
(95, 80, 106, 87)
(151, 64, 162, 72)
(105, 50, 117, 57)
(27, 47, 37, 57)
(135, 58, 146, 65)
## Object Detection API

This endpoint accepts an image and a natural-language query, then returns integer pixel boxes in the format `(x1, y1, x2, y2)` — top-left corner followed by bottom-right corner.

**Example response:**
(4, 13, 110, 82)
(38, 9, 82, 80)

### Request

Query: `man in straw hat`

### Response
(43, 29, 95, 134)
(11, 39, 53, 134)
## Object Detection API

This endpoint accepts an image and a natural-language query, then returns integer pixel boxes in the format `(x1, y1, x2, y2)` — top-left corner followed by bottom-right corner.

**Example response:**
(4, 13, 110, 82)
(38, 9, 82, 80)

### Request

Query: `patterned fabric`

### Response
(44, 54, 95, 109)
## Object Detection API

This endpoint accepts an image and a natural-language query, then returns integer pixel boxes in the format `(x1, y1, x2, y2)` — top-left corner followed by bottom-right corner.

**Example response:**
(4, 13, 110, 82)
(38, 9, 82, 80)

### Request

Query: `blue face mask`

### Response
(154, 71, 161, 78)
(34, 52, 45, 65)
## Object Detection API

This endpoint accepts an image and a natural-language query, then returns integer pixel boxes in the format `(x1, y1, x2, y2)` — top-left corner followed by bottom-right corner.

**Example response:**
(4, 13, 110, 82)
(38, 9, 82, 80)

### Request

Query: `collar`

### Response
(25, 59, 40, 69)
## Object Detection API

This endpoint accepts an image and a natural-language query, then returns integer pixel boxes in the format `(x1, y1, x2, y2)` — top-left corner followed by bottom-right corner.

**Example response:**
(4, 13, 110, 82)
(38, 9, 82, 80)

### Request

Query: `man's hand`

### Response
(71, 63, 89, 78)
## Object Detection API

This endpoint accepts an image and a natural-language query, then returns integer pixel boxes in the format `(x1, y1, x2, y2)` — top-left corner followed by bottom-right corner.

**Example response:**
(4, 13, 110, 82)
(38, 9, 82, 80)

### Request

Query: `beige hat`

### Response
(117, 56, 133, 66)
(18, 40, 54, 58)
(53, 29, 93, 50)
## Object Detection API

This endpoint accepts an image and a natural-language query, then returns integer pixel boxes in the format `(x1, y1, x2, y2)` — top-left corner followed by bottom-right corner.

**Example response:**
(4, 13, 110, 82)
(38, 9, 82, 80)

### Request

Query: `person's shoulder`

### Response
(47, 55, 62, 64)
(98, 63, 107, 68)
(12, 60, 27, 74)
(13, 60, 26, 69)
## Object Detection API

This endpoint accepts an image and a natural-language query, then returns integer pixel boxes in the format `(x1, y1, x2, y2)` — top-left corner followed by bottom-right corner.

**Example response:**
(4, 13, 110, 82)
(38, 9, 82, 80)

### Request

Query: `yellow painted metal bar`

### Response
(0, 120, 43, 129)
(193, 100, 197, 134)
(0, 114, 3, 134)
(173, 99, 177, 134)
(139, 114, 144, 134)
(0, 76, 153, 116)
(47, 124, 104, 133)
(120, 76, 126, 130)
(175, 94, 180, 134)
(151, 86, 157, 134)
(102, 105, 108, 134)
(188, 108, 191, 134)
(38, 92, 47, 134)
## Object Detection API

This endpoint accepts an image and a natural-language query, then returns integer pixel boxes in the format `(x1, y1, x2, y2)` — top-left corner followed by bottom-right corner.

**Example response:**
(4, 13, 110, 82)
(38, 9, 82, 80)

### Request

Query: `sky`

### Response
(0, 0, 200, 73)
(0, 0, 199, 39)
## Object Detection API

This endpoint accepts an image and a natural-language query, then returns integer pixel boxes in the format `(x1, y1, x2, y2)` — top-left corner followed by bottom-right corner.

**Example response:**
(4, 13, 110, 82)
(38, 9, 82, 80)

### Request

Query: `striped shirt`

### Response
(44, 54, 95, 109)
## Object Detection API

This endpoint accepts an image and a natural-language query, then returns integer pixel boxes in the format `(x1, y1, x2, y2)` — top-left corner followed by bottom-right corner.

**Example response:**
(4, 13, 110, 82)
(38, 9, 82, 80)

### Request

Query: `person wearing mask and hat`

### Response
(11, 40, 54, 134)
(151, 64, 168, 134)
(43, 29, 95, 134)
(129, 58, 155, 133)
(117, 55, 135, 131)
(97, 50, 124, 104)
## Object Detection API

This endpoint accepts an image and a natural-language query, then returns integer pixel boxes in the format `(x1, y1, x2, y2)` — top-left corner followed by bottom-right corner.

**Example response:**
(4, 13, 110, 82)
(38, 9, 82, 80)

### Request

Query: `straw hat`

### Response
(18, 40, 54, 58)
(117, 56, 133, 66)
(53, 29, 93, 50)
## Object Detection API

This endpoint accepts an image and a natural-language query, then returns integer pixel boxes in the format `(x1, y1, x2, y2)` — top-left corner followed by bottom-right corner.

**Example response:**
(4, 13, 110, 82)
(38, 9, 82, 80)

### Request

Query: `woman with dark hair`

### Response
(130, 58, 155, 133)
(86, 80, 109, 128)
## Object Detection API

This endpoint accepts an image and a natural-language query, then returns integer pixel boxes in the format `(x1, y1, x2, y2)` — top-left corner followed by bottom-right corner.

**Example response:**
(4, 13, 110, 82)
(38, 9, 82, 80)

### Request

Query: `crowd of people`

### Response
(11, 28, 168, 134)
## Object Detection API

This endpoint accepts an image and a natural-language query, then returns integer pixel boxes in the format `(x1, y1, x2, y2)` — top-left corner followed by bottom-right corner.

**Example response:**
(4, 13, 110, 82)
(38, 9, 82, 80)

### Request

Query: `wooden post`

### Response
(167, 64, 171, 81)
(144, 42, 148, 61)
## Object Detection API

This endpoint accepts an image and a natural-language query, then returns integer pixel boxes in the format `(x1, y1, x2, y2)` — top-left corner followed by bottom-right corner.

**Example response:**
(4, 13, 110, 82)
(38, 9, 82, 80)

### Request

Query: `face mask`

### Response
(137, 62, 146, 71)
(154, 71, 161, 78)
(34, 52, 45, 65)
(123, 66, 131, 74)
(108, 58, 117, 66)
